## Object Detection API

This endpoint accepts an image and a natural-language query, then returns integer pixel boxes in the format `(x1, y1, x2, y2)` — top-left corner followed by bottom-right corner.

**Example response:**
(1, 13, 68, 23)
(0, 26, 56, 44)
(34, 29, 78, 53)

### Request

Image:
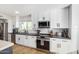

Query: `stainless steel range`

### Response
(36, 34, 50, 50)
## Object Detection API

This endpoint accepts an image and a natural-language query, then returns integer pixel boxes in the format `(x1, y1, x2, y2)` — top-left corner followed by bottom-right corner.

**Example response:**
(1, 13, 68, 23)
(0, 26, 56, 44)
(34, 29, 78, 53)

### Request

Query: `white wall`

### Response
(71, 4, 79, 51)
(0, 12, 16, 33)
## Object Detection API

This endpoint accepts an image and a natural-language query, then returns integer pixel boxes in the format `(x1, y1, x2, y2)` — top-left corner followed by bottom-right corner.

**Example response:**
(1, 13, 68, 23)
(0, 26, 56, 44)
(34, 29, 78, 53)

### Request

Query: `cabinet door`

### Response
(16, 35, 20, 44)
(59, 39, 71, 53)
(32, 11, 38, 29)
(59, 8, 68, 28)
(38, 11, 50, 21)
(50, 38, 58, 53)
(50, 9, 59, 28)
(27, 36, 36, 48)
(23, 35, 29, 46)
(16, 35, 24, 45)
(50, 8, 68, 28)
(50, 38, 63, 53)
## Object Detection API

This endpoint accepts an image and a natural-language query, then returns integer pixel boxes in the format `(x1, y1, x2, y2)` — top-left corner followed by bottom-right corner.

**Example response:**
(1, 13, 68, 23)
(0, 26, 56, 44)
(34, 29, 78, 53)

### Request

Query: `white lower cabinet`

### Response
(50, 38, 71, 54)
(27, 36, 36, 48)
(16, 35, 36, 48)
(16, 35, 24, 45)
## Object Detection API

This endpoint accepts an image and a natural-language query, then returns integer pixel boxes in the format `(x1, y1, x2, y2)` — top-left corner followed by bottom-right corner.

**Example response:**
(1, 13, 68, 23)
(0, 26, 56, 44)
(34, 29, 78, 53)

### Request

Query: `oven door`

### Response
(36, 39, 49, 50)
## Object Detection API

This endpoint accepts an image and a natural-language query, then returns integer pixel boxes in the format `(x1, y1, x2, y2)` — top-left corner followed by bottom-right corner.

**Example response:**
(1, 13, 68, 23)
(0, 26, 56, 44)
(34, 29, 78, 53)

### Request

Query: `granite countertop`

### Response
(0, 40, 14, 51)
(15, 33, 39, 36)
(50, 36, 71, 39)
(9, 32, 39, 36)
(8, 33, 71, 39)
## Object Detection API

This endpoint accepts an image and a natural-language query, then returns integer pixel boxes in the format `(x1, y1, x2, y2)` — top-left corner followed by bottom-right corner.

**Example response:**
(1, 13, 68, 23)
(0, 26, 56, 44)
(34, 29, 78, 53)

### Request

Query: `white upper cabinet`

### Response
(31, 11, 38, 30)
(50, 8, 68, 28)
(38, 10, 50, 21)
(32, 7, 69, 29)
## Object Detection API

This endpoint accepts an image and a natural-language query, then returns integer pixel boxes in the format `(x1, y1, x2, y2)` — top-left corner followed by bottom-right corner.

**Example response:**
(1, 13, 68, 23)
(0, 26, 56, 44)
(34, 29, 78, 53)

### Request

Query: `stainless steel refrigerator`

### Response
(0, 19, 8, 41)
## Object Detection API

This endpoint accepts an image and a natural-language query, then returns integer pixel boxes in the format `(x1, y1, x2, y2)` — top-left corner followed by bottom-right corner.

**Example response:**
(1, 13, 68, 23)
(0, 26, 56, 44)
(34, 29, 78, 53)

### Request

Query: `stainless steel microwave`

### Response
(38, 21, 50, 28)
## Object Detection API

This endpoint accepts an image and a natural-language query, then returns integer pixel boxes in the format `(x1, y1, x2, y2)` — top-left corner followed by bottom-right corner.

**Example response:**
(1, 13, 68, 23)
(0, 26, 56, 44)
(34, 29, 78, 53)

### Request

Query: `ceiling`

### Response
(0, 4, 69, 16)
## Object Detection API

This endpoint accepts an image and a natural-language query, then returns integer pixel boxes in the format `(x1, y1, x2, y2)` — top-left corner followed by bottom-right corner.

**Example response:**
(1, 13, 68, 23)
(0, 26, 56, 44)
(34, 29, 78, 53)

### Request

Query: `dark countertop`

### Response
(50, 36, 71, 39)
(8, 33, 71, 39)
(9, 32, 39, 36)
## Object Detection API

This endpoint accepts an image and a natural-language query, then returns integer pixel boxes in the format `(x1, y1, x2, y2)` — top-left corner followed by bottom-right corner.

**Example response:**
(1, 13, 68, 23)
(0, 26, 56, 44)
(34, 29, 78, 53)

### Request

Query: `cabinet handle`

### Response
(57, 43, 61, 48)
(18, 38, 20, 40)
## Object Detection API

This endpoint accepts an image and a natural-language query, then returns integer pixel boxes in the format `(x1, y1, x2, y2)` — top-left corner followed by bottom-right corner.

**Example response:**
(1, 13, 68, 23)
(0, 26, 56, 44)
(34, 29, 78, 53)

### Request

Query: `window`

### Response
(27, 22, 32, 30)
(18, 21, 32, 32)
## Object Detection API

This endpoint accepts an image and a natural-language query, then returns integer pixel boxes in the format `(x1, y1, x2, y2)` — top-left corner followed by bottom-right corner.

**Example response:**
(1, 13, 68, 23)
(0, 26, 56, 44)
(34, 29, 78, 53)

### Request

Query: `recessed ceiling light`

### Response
(15, 11, 19, 14)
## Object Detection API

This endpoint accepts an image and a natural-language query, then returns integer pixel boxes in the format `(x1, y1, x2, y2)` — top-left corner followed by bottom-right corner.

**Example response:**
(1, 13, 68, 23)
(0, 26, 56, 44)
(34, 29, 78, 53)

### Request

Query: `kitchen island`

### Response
(0, 40, 14, 54)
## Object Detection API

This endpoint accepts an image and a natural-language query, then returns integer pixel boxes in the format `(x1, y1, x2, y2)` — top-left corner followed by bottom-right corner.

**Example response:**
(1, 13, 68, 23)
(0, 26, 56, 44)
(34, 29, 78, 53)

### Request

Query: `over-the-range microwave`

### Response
(38, 21, 50, 28)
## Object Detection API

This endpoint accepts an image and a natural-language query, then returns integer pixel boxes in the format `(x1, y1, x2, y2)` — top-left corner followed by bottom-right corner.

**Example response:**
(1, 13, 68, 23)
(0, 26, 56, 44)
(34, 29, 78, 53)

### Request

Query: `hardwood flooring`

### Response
(12, 44, 49, 54)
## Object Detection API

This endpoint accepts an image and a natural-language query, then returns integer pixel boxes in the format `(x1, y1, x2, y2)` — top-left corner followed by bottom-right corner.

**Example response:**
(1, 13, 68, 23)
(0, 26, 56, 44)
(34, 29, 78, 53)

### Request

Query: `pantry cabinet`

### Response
(15, 35, 36, 48)
(50, 38, 71, 54)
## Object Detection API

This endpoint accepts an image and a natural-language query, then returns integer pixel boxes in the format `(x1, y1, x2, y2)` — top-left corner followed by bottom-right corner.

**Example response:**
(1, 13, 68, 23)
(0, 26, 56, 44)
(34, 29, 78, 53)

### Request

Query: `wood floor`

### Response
(12, 44, 49, 54)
